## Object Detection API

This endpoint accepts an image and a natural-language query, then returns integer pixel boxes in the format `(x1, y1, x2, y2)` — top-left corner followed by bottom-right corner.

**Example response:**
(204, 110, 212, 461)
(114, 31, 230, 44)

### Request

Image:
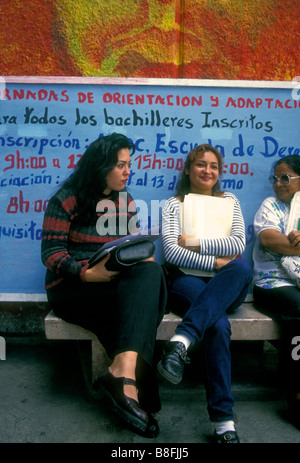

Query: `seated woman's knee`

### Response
(229, 258, 253, 282)
(129, 260, 165, 284)
(209, 315, 231, 339)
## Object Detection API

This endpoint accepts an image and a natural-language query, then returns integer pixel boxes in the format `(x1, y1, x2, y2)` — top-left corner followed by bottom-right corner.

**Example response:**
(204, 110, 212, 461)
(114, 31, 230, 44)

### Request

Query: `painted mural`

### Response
(0, 0, 299, 80)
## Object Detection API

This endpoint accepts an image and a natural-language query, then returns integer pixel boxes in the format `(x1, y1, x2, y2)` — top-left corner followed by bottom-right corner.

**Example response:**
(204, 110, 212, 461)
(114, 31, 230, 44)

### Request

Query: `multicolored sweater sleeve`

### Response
(41, 188, 137, 289)
(162, 192, 246, 272)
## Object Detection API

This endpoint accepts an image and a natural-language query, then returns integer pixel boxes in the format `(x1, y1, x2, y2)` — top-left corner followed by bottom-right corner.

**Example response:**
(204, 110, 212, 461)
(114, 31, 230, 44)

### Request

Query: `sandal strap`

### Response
(124, 377, 137, 387)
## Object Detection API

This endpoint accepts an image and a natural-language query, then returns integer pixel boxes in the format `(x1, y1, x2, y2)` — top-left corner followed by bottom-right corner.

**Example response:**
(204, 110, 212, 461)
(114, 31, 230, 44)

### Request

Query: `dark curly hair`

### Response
(58, 133, 135, 222)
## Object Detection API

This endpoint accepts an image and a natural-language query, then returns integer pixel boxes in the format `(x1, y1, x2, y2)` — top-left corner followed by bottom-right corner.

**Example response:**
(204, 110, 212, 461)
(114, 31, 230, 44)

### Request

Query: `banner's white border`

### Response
(1, 75, 295, 89)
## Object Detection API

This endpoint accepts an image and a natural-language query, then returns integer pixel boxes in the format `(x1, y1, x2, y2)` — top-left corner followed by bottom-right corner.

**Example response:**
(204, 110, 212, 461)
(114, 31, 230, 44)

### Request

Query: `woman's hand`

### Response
(178, 235, 200, 252)
(288, 230, 300, 248)
(84, 254, 120, 283)
(214, 256, 236, 270)
(144, 255, 155, 262)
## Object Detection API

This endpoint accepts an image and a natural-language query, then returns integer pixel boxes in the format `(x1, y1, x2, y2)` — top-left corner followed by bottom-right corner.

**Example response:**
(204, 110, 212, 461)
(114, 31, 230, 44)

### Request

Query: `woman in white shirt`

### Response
(252, 154, 300, 430)
(157, 144, 252, 443)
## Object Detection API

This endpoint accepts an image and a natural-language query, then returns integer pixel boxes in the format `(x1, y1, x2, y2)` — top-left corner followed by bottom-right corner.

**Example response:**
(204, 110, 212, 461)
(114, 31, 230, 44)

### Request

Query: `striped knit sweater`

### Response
(41, 188, 137, 289)
(162, 192, 246, 273)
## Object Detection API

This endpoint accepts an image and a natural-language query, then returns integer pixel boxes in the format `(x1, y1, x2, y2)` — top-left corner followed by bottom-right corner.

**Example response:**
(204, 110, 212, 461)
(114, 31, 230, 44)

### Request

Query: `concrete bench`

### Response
(44, 302, 281, 391)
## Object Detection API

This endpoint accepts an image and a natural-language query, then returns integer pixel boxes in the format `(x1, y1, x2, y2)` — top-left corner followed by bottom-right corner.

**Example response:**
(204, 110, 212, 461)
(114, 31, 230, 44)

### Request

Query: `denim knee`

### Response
(205, 314, 232, 343)
(228, 258, 253, 283)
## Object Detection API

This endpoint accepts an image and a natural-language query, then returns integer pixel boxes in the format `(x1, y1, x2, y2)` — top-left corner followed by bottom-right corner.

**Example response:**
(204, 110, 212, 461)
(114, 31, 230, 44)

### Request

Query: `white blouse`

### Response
(252, 196, 294, 289)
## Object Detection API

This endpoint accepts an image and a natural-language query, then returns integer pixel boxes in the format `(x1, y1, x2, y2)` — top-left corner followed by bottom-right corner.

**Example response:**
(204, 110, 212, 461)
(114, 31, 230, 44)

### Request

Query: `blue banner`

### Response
(0, 79, 299, 296)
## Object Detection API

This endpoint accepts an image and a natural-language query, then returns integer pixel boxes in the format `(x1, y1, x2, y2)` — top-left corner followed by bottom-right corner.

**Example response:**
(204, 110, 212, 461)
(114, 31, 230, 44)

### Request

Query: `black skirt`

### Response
(47, 261, 167, 366)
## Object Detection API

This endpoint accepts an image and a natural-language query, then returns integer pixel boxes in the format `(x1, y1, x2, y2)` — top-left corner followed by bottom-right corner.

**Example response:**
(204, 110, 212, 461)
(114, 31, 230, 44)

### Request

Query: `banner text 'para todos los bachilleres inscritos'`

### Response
(0, 80, 299, 295)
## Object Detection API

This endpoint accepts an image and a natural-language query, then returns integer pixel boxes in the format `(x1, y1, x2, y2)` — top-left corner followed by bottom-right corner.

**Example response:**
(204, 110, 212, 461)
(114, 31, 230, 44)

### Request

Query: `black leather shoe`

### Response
(214, 431, 240, 443)
(93, 370, 159, 438)
(157, 341, 190, 384)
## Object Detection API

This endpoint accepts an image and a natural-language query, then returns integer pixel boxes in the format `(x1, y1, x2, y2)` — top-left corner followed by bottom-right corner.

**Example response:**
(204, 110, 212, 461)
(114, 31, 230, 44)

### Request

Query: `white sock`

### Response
(214, 420, 236, 435)
(170, 334, 191, 351)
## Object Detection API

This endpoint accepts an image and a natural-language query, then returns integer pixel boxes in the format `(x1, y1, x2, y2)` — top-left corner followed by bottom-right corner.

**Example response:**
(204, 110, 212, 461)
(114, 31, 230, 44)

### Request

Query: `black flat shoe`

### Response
(157, 341, 190, 384)
(93, 370, 159, 438)
(214, 431, 240, 443)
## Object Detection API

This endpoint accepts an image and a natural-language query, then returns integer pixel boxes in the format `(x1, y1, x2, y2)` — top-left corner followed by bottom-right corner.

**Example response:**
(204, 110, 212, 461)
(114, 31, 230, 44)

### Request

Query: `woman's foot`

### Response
(157, 341, 190, 384)
(109, 366, 138, 401)
(214, 430, 240, 443)
(93, 370, 159, 438)
(109, 351, 138, 400)
(213, 420, 240, 443)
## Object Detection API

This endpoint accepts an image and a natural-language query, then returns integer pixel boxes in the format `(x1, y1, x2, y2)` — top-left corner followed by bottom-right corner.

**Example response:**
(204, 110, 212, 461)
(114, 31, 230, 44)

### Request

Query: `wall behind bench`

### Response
(0, 77, 299, 303)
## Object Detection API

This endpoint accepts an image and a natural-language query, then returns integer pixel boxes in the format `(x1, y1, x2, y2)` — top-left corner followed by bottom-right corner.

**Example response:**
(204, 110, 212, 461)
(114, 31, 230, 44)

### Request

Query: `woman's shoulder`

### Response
(254, 196, 290, 222)
(126, 190, 135, 202)
(222, 191, 240, 203)
(258, 195, 280, 208)
(163, 195, 181, 211)
(223, 191, 236, 198)
(51, 185, 74, 199)
(48, 185, 77, 210)
(165, 195, 181, 205)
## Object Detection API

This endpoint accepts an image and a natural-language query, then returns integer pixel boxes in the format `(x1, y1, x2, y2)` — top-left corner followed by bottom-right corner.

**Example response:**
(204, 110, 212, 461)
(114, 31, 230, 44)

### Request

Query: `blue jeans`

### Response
(168, 258, 252, 422)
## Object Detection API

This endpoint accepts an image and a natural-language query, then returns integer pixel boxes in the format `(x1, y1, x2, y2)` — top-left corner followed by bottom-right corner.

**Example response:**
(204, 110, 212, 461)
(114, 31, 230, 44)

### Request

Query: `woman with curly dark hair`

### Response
(42, 133, 167, 438)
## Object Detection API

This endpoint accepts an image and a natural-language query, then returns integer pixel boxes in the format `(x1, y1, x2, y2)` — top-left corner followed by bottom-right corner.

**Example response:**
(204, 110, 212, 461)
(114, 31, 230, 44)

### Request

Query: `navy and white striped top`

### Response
(162, 192, 246, 273)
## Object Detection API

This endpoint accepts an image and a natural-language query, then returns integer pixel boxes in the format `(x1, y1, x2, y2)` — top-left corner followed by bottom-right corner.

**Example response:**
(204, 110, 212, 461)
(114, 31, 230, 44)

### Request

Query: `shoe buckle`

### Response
(223, 432, 234, 441)
(179, 348, 190, 364)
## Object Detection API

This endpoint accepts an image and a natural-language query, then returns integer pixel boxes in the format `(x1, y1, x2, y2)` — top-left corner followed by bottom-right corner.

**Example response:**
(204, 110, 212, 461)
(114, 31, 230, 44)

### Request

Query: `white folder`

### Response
(179, 193, 234, 277)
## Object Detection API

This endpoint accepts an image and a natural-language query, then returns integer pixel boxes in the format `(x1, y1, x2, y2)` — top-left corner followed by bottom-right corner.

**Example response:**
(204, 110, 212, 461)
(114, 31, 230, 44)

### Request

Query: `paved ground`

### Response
(1, 336, 299, 452)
